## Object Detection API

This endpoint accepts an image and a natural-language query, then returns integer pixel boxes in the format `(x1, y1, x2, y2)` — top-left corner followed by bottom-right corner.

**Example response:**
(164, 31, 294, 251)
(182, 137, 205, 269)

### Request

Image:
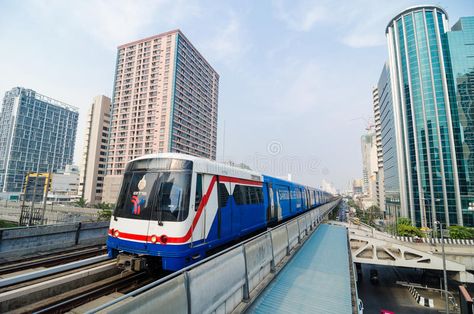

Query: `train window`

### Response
(218, 183, 229, 208)
(153, 172, 191, 222)
(257, 188, 264, 204)
(295, 189, 302, 200)
(233, 185, 263, 205)
(233, 185, 248, 205)
(114, 171, 191, 222)
(114, 173, 132, 215)
(195, 174, 202, 210)
(248, 187, 259, 204)
(278, 188, 289, 201)
(127, 158, 193, 171)
(114, 172, 160, 220)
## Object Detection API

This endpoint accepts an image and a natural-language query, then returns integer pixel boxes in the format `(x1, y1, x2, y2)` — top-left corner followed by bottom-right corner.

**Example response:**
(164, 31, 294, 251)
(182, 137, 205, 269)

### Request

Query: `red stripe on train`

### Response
(219, 176, 262, 186)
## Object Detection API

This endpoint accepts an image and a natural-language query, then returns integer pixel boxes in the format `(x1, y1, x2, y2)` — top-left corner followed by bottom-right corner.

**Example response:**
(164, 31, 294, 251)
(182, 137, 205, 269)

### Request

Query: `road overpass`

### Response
(331, 221, 474, 283)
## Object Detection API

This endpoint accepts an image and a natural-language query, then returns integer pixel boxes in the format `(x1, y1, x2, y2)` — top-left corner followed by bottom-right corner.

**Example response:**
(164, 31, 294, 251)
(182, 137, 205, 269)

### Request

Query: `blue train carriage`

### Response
(107, 153, 331, 272)
(262, 176, 329, 223)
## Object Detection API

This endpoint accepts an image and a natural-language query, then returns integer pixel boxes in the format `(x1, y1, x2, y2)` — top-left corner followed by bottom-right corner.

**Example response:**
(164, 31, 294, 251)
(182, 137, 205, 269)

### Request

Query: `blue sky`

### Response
(0, 0, 473, 191)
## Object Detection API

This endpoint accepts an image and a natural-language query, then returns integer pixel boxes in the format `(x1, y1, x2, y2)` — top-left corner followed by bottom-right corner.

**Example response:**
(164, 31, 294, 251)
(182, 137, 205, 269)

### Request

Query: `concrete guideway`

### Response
(84, 199, 342, 314)
(331, 221, 474, 283)
(0, 254, 109, 288)
(0, 260, 117, 312)
(246, 224, 353, 314)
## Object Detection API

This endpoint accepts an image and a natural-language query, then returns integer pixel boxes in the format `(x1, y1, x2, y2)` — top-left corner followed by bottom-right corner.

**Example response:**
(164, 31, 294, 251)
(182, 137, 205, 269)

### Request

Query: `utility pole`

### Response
(28, 172, 39, 226)
(435, 220, 449, 314)
(41, 166, 51, 225)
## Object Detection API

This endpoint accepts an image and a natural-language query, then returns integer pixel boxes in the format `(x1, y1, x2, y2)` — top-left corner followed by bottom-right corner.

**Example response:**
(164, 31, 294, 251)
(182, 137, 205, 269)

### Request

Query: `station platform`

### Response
(247, 224, 353, 313)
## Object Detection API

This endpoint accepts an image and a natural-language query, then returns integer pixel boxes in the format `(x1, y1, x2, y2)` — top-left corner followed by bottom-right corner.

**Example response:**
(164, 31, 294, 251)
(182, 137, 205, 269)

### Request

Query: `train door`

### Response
(217, 177, 231, 239)
(301, 188, 306, 211)
(229, 182, 241, 236)
(273, 188, 283, 221)
(266, 183, 277, 224)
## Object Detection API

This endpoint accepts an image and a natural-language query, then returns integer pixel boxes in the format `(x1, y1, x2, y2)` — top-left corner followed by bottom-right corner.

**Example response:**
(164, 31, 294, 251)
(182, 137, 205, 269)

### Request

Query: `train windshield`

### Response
(114, 159, 192, 222)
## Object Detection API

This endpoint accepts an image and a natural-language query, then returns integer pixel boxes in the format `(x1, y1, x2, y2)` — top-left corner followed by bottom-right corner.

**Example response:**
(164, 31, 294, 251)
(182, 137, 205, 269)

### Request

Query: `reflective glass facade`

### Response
(386, 6, 468, 227)
(378, 63, 400, 221)
(445, 17, 474, 226)
(0, 88, 78, 193)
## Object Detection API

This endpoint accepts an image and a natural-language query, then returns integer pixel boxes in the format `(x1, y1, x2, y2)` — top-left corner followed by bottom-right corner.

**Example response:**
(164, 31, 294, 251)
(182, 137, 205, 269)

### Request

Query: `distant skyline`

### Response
(1, 0, 473, 191)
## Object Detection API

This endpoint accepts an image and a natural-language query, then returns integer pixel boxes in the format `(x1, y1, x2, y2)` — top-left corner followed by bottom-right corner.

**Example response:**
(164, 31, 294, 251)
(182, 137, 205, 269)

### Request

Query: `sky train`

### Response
(107, 153, 332, 271)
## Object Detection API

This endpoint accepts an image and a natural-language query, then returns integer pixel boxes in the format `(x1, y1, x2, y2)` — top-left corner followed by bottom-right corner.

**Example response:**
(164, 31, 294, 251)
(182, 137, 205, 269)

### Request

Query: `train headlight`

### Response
(114, 230, 120, 238)
(150, 235, 158, 244)
(160, 235, 168, 244)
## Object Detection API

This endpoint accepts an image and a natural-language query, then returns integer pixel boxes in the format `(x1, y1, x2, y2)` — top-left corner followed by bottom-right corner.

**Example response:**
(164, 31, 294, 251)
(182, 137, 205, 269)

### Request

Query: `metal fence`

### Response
(0, 201, 103, 225)
(88, 199, 341, 314)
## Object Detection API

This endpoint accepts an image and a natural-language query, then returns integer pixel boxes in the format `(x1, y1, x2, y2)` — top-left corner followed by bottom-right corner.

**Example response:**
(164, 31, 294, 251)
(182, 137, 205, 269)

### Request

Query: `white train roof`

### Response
(131, 153, 262, 182)
(131, 153, 329, 193)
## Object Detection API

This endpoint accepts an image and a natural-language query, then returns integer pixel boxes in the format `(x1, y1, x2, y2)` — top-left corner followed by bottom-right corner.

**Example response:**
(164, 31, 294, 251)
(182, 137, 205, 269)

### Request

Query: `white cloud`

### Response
(25, 0, 202, 49)
(272, 0, 415, 48)
(202, 12, 251, 69)
(247, 58, 335, 118)
(273, 0, 329, 32)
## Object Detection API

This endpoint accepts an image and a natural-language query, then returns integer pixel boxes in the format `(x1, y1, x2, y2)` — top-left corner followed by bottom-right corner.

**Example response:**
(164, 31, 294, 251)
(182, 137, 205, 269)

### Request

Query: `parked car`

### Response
(358, 298, 364, 314)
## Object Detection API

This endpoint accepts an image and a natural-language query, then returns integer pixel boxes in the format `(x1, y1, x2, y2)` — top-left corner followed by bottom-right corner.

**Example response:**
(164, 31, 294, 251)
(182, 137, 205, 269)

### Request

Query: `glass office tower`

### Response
(378, 63, 401, 223)
(386, 5, 464, 227)
(0, 87, 79, 197)
(444, 17, 474, 226)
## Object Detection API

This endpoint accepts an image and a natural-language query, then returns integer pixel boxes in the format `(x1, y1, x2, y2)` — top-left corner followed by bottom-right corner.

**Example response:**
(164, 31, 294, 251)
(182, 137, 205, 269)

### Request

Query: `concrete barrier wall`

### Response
(298, 217, 306, 239)
(244, 233, 273, 294)
(287, 220, 299, 251)
(188, 246, 246, 314)
(93, 199, 341, 314)
(0, 221, 108, 260)
(103, 275, 188, 314)
(271, 225, 289, 265)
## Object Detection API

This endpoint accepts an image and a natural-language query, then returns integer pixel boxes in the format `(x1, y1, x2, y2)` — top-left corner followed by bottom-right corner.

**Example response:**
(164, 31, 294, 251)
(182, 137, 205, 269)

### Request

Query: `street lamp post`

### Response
(421, 197, 441, 237)
(435, 220, 449, 314)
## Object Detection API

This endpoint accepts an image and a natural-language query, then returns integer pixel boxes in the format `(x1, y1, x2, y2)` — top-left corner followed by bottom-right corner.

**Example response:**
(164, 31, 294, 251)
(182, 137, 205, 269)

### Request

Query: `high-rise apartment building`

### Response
(0, 87, 78, 199)
(79, 95, 111, 204)
(352, 179, 364, 196)
(361, 132, 378, 203)
(384, 5, 474, 227)
(103, 30, 219, 203)
(372, 86, 386, 212)
(377, 63, 399, 220)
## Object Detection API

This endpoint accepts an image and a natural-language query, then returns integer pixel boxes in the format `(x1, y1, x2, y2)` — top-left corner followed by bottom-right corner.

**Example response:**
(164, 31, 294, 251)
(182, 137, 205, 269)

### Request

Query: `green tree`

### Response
(97, 209, 113, 221)
(0, 220, 18, 228)
(348, 199, 360, 211)
(94, 202, 113, 210)
(74, 197, 88, 208)
(394, 217, 424, 237)
(448, 225, 474, 239)
(397, 217, 412, 226)
(397, 224, 424, 237)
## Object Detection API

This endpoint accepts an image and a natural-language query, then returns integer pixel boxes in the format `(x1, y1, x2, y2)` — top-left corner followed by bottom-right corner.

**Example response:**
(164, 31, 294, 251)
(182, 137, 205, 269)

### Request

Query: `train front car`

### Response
(107, 154, 198, 271)
(107, 153, 266, 272)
